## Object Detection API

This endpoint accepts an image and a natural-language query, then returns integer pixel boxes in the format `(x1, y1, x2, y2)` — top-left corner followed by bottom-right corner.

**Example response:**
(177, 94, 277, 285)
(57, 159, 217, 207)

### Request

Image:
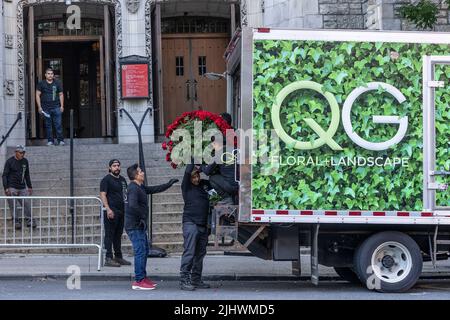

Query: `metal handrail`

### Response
(0, 112, 22, 147)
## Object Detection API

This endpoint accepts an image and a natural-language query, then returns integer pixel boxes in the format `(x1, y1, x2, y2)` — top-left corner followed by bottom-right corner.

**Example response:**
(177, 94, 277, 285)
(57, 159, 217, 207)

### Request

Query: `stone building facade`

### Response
(0, 0, 448, 168)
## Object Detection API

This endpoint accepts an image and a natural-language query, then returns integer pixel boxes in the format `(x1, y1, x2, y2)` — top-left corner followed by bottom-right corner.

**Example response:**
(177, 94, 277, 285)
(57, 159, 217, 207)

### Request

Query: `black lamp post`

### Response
(119, 107, 167, 258)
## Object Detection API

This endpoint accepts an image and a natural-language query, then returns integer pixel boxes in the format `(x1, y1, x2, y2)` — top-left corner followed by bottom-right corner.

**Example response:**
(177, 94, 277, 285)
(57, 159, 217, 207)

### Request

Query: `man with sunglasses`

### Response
(2, 145, 35, 229)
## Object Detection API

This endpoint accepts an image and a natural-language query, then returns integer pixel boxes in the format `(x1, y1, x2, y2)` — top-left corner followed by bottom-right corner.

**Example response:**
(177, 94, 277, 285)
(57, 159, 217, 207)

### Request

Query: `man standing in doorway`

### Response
(2, 145, 35, 229)
(100, 159, 131, 267)
(36, 67, 65, 146)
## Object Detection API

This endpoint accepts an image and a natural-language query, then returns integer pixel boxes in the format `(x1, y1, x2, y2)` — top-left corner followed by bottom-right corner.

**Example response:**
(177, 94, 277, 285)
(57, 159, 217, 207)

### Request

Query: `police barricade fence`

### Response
(0, 196, 105, 271)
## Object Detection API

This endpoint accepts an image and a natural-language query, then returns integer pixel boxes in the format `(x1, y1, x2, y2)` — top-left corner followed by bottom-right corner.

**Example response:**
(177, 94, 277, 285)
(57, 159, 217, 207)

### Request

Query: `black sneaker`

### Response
(14, 220, 21, 230)
(27, 219, 37, 229)
(191, 281, 211, 289)
(104, 257, 121, 267)
(115, 257, 131, 265)
(180, 281, 195, 291)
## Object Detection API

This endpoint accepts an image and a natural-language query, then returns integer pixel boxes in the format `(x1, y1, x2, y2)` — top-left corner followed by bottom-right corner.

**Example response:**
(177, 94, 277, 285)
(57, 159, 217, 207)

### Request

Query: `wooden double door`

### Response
(162, 34, 229, 130)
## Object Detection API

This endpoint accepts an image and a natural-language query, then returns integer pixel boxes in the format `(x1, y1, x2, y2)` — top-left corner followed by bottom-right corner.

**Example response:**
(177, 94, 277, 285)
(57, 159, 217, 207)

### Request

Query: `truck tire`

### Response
(333, 267, 361, 284)
(354, 231, 422, 293)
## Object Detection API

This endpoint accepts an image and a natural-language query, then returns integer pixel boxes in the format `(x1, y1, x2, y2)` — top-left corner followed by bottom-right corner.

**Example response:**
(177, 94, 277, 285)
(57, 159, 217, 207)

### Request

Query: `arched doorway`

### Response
(18, 0, 122, 142)
(151, 0, 240, 136)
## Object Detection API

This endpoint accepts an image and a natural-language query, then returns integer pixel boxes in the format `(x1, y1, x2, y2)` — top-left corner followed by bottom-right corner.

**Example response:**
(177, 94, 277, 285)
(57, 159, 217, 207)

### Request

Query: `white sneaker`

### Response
(58, 141, 65, 146)
(47, 141, 54, 146)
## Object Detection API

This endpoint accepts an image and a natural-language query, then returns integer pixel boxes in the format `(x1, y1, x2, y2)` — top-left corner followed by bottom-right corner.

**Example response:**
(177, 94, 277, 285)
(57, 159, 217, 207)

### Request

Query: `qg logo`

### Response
(271, 80, 408, 151)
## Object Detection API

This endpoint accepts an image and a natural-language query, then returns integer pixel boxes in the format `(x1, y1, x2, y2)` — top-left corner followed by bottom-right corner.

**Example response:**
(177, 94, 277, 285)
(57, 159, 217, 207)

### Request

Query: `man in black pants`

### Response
(180, 164, 212, 291)
(100, 159, 131, 267)
(126, 164, 178, 290)
(2, 145, 35, 229)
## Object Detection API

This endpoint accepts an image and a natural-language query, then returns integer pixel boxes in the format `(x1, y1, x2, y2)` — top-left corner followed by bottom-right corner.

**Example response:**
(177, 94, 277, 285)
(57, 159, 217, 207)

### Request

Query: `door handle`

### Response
(185, 80, 191, 101)
(67, 91, 70, 100)
(193, 80, 198, 101)
(430, 170, 450, 176)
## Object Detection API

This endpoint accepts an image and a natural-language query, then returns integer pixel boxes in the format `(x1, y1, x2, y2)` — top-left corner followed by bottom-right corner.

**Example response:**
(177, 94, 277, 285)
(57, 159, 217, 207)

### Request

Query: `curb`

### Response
(1, 273, 450, 282)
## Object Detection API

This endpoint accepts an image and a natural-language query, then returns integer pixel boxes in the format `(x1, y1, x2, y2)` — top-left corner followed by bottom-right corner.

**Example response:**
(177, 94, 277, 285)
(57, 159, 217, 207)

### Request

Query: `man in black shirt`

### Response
(100, 159, 131, 267)
(200, 139, 238, 205)
(180, 164, 212, 291)
(36, 67, 65, 146)
(2, 145, 34, 229)
(125, 163, 178, 290)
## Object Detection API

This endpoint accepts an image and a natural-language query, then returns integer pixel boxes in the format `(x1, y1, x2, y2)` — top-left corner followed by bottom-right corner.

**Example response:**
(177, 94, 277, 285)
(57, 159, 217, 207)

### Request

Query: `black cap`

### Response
(109, 159, 120, 167)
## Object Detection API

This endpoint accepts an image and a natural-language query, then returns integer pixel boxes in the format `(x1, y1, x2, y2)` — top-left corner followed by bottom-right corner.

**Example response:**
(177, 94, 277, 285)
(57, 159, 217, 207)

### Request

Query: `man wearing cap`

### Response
(2, 145, 35, 229)
(179, 163, 212, 291)
(100, 159, 131, 267)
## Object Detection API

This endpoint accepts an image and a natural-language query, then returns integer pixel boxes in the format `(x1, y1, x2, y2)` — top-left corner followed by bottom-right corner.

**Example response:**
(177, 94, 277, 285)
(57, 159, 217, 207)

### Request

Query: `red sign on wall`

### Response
(121, 63, 150, 99)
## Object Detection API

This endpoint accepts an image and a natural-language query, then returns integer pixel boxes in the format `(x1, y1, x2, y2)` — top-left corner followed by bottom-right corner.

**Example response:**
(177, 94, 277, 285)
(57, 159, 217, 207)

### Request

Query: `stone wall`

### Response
(382, 0, 450, 31)
(242, 0, 450, 31)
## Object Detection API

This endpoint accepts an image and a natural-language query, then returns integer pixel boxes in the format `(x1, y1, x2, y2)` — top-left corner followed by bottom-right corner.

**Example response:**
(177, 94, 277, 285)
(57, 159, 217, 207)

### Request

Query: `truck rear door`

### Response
(423, 56, 450, 215)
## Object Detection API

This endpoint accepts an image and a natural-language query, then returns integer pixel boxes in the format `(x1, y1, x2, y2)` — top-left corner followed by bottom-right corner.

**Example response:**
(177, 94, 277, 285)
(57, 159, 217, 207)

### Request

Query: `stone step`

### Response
(153, 202, 184, 212)
(153, 212, 182, 223)
(26, 161, 179, 172)
(29, 167, 183, 177)
(15, 143, 168, 154)
(27, 176, 184, 191)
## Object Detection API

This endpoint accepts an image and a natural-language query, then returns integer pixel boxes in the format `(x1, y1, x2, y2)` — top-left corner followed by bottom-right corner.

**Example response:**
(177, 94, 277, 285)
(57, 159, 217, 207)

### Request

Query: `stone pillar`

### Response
(0, 0, 6, 170)
(118, 0, 154, 144)
(3, 0, 25, 148)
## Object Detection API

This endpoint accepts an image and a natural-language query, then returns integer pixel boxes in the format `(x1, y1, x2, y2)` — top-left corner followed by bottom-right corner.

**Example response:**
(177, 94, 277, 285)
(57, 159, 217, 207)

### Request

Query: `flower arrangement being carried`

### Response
(161, 110, 233, 168)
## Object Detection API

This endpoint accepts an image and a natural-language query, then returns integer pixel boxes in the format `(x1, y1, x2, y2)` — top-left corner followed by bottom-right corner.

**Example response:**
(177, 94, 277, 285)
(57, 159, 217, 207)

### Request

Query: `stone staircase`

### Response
(0, 142, 186, 254)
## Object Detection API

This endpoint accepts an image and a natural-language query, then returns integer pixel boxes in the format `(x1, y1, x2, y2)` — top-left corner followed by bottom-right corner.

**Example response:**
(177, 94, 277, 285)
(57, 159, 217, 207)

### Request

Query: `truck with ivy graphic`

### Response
(220, 27, 450, 292)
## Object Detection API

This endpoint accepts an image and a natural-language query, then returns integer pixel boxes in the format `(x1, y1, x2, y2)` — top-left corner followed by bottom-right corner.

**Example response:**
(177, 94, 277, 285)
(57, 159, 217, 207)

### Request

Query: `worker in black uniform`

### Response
(200, 138, 238, 205)
(179, 164, 212, 291)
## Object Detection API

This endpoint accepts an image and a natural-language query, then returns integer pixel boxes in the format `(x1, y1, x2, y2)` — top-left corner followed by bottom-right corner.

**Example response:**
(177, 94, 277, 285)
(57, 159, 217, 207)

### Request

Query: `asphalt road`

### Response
(1, 279, 450, 300)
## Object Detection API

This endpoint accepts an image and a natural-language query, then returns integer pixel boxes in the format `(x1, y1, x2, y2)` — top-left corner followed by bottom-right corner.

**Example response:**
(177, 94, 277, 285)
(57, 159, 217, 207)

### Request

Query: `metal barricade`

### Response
(0, 196, 104, 271)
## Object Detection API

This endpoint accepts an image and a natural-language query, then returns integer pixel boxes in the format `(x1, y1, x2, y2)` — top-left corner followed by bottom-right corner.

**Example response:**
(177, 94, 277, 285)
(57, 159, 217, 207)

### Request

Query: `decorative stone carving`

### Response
(4, 80, 14, 96)
(241, 0, 248, 27)
(5, 34, 13, 49)
(126, 0, 141, 14)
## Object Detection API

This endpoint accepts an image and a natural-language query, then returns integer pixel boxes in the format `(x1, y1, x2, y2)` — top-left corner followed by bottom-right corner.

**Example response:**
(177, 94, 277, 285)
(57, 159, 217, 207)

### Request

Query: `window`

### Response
(176, 56, 184, 76)
(198, 56, 206, 76)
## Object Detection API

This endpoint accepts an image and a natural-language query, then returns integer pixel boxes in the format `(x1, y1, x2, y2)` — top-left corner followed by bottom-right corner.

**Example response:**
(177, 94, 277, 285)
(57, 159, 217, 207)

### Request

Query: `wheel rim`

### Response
(370, 241, 412, 284)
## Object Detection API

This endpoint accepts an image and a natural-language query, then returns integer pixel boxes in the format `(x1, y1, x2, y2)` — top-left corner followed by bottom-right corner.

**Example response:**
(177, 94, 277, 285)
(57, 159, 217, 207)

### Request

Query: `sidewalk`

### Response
(1, 253, 450, 281)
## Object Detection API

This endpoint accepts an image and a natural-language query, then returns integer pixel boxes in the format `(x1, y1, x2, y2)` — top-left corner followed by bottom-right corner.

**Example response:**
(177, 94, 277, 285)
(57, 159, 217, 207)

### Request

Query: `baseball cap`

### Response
(109, 159, 120, 167)
(15, 145, 25, 153)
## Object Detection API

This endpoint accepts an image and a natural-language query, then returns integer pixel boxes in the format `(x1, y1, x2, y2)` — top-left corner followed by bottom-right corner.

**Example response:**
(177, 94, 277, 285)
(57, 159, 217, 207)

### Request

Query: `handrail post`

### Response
(70, 109, 75, 244)
(119, 107, 166, 258)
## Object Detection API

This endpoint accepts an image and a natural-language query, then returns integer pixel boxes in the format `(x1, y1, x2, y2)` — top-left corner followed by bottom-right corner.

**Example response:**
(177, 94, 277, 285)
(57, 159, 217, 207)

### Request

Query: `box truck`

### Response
(214, 27, 450, 293)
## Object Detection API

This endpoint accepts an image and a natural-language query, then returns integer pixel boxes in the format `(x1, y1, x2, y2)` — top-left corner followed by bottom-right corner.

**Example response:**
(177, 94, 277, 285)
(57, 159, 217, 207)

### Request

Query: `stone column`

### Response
(118, 0, 154, 144)
(0, 0, 6, 170)
(3, 0, 25, 148)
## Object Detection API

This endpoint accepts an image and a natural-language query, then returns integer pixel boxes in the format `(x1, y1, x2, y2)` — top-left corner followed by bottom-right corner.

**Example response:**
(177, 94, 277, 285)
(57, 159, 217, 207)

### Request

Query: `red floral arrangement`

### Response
(162, 110, 232, 168)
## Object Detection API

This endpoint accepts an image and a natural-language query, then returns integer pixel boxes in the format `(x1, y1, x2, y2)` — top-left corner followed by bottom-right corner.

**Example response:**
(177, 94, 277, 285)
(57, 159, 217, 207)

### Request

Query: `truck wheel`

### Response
(333, 267, 361, 284)
(354, 231, 422, 293)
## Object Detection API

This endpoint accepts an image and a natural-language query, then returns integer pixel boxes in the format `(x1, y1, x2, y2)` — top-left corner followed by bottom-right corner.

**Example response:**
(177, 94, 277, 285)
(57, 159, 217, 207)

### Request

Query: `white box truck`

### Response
(216, 27, 450, 293)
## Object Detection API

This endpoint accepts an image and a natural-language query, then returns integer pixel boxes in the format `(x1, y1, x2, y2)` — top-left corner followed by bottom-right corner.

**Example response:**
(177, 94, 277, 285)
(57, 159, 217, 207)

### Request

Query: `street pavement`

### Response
(1, 252, 450, 281)
(2, 253, 450, 300)
(2, 279, 450, 300)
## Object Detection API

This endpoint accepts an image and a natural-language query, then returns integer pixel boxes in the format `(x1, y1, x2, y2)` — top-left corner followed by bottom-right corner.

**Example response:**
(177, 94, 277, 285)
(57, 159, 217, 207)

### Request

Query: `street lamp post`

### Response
(119, 107, 167, 258)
